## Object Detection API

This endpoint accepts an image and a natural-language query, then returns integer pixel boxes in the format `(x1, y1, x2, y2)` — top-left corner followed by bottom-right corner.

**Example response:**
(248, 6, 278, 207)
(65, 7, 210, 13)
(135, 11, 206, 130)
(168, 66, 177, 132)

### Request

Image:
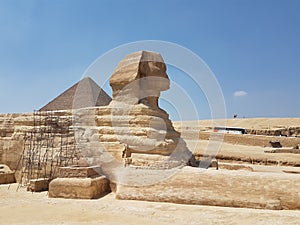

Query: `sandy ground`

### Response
(0, 183, 300, 225)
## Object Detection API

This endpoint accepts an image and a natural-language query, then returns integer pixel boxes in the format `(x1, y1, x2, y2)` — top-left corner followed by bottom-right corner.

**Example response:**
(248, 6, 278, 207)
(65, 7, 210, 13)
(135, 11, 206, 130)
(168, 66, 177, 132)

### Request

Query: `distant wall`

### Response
(246, 127, 300, 137)
(181, 131, 300, 148)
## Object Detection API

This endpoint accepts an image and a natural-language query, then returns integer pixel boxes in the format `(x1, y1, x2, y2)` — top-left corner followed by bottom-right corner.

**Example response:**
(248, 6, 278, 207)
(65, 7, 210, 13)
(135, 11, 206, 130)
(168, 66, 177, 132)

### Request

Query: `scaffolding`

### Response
(19, 110, 81, 189)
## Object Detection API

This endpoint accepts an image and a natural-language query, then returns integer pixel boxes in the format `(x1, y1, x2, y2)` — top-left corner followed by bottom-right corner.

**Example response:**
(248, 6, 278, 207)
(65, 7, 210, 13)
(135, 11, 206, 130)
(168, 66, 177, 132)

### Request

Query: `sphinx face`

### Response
(139, 61, 170, 92)
(109, 51, 170, 108)
(137, 61, 170, 108)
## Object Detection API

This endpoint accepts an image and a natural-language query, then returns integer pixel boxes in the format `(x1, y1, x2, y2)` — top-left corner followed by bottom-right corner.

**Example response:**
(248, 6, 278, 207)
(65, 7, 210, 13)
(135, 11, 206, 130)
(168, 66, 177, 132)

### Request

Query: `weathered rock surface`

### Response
(49, 166, 110, 199)
(116, 166, 300, 210)
(27, 178, 49, 192)
(49, 176, 110, 199)
(59, 165, 102, 178)
(109, 51, 169, 100)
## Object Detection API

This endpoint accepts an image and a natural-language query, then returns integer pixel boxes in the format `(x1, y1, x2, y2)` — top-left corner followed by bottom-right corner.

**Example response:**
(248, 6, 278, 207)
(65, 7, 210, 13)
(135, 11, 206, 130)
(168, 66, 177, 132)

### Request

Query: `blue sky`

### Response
(0, 0, 299, 120)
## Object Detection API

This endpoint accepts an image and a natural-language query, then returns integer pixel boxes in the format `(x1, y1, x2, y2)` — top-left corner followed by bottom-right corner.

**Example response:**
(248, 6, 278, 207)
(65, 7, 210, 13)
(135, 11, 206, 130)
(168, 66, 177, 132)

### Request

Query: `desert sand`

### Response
(1, 183, 300, 225)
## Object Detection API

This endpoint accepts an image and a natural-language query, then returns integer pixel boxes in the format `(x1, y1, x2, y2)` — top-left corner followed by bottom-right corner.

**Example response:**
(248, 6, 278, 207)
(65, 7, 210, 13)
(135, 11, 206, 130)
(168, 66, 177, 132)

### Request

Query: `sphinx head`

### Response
(109, 51, 170, 108)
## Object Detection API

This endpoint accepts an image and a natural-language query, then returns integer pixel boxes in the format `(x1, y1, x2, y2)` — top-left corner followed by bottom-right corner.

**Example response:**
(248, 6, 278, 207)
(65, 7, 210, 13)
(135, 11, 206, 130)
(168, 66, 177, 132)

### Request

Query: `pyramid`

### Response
(39, 77, 111, 111)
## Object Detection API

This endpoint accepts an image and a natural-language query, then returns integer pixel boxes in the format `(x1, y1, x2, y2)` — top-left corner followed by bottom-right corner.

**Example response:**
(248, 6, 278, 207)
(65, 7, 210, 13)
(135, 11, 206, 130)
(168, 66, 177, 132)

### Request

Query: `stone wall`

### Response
(246, 127, 300, 137)
(0, 111, 75, 172)
(1, 112, 300, 172)
(0, 113, 31, 170)
(182, 131, 300, 148)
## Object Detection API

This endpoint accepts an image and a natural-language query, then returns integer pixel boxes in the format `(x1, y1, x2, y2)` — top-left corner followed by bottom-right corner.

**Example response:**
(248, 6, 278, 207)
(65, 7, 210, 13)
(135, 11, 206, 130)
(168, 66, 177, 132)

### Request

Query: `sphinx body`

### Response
(75, 51, 196, 172)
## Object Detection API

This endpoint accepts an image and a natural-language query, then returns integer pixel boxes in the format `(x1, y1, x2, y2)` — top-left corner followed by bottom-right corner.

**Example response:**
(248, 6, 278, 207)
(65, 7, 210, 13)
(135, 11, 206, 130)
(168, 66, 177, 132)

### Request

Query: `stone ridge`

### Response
(116, 166, 300, 210)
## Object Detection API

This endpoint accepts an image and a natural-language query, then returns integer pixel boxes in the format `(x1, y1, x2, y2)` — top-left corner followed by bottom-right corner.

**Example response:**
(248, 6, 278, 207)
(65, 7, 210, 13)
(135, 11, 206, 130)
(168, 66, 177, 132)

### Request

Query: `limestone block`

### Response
(0, 164, 16, 184)
(0, 173, 15, 185)
(102, 142, 126, 161)
(48, 176, 110, 199)
(13, 115, 35, 126)
(116, 166, 300, 210)
(59, 166, 102, 178)
(129, 153, 188, 169)
(27, 178, 49, 192)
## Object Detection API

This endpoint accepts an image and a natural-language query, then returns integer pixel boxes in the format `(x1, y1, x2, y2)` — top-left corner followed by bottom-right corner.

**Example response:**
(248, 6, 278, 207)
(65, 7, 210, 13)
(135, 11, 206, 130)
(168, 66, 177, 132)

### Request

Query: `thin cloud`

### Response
(234, 90, 247, 97)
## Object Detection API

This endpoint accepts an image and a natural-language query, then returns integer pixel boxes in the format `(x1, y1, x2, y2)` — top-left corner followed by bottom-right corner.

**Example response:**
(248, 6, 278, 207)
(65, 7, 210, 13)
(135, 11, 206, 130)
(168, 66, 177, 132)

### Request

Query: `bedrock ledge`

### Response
(116, 166, 300, 210)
